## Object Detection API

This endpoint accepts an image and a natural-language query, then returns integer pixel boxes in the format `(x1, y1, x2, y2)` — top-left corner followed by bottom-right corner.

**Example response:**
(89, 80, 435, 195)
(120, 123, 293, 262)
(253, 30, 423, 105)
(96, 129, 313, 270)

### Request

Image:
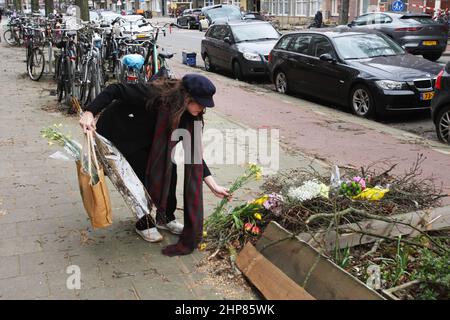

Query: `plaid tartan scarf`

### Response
(146, 109, 204, 255)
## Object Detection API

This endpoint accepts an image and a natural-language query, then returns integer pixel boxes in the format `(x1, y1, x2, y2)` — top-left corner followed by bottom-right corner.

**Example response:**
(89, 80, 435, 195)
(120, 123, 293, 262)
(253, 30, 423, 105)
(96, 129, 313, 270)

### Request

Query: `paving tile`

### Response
(0, 235, 42, 257)
(0, 274, 49, 299)
(0, 255, 20, 280)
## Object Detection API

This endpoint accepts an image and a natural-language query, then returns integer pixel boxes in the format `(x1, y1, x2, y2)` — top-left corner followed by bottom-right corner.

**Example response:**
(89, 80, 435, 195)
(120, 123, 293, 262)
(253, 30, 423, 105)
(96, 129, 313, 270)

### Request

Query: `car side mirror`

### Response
(224, 36, 231, 44)
(319, 53, 336, 63)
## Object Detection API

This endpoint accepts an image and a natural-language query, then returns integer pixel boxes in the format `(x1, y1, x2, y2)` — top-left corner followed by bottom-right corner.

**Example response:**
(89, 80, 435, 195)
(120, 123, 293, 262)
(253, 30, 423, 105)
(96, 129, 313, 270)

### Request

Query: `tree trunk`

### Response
(13, 0, 21, 11)
(75, 0, 89, 21)
(31, 0, 39, 12)
(44, 0, 54, 16)
(339, 0, 350, 25)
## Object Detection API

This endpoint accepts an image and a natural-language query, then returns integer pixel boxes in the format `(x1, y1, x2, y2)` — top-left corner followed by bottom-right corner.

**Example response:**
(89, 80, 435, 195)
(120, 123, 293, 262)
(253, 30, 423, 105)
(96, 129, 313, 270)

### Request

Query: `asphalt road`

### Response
(157, 24, 445, 143)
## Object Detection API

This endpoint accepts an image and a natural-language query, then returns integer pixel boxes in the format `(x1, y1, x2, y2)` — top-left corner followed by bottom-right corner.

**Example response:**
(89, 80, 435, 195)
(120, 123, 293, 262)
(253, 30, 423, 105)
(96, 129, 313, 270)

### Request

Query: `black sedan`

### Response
(431, 62, 450, 144)
(176, 9, 202, 29)
(201, 20, 280, 80)
(268, 29, 442, 118)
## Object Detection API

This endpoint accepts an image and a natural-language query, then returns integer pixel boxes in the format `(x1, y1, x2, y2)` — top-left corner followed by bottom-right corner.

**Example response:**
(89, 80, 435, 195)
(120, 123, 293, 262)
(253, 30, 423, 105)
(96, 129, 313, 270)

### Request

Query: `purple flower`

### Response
(352, 176, 366, 190)
(263, 193, 284, 216)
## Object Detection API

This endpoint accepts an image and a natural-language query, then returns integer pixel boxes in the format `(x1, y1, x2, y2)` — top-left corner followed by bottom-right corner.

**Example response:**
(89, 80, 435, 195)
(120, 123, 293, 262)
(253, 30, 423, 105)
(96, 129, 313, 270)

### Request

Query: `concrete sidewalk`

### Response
(0, 38, 322, 299)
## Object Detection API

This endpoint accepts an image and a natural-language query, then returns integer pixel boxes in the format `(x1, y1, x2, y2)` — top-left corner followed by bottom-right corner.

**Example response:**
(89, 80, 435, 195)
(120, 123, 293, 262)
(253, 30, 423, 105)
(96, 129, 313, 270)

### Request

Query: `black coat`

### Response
(85, 83, 211, 177)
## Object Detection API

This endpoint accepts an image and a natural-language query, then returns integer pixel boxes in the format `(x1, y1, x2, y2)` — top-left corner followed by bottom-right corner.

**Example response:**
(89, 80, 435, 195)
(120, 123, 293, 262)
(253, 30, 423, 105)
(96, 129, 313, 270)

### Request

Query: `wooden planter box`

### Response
(237, 205, 450, 300)
(252, 221, 385, 300)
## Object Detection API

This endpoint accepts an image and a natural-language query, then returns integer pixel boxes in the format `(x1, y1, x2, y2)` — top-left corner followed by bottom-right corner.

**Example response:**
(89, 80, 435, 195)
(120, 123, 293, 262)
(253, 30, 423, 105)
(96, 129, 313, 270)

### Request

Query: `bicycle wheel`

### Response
(3, 30, 16, 45)
(28, 48, 45, 81)
(64, 57, 73, 107)
(80, 61, 94, 106)
(56, 57, 65, 103)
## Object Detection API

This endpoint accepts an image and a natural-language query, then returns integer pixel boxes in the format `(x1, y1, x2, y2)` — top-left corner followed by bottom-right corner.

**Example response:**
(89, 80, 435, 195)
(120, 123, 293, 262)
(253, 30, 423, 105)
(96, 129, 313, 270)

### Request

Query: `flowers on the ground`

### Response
(263, 193, 284, 216)
(353, 176, 366, 190)
(252, 195, 269, 206)
(251, 225, 260, 235)
(198, 243, 207, 251)
(254, 213, 262, 220)
(340, 176, 367, 197)
(287, 180, 329, 202)
(244, 222, 253, 232)
(202, 231, 207, 237)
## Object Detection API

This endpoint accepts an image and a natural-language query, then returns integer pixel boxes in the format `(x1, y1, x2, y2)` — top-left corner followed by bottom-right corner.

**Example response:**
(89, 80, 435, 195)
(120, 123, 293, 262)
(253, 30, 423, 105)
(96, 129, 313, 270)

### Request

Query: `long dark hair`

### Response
(145, 78, 204, 131)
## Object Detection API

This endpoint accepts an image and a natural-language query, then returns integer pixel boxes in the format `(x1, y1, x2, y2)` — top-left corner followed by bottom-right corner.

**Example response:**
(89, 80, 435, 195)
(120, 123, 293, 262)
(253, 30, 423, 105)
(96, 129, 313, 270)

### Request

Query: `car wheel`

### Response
(233, 60, 244, 81)
(423, 53, 442, 62)
(436, 105, 450, 144)
(204, 54, 215, 72)
(274, 70, 289, 94)
(350, 85, 376, 118)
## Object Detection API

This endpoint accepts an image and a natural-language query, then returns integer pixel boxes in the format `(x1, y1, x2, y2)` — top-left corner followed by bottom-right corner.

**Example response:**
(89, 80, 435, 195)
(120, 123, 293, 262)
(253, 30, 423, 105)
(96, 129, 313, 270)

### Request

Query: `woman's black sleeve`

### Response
(84, 83, 150, 116)
(203, 159, 211, 178)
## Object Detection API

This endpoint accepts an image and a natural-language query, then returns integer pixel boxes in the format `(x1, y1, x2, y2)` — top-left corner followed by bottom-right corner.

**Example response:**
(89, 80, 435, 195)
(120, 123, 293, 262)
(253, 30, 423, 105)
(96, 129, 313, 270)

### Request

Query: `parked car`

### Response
(268, 29, 442, 118)
(431, 62, 450, 144)
(347, 12, 449, 61)
(119, 15, 153, 36)
(202, 20, 280, 80)
(98, 11, 121, 24)
(198, 4, 242, 31)
(176, 8, 202, 29)
(89, 11, 100, 22)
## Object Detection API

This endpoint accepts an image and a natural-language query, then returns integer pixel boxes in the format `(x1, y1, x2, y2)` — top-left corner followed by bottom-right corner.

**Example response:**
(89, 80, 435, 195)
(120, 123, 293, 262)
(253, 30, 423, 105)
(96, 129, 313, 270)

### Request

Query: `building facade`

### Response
(87, 0, 450, 18)
(260, 0, 450, 26)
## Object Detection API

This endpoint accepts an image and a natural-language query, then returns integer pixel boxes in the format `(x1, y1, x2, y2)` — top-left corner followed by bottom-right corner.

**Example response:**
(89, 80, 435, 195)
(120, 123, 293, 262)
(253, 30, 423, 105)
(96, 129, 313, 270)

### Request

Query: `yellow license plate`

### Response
(136, 34, 147, 38)
(423, 40, 438, 46)
(420, 92, 434, 100)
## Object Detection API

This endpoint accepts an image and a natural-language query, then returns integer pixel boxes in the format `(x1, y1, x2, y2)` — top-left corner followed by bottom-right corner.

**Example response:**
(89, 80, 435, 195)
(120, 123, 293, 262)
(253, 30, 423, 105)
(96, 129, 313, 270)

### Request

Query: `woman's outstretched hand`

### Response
(204, 176, 232, 201)
(79, 111, 96, 133)
(210, 184, 231, 199)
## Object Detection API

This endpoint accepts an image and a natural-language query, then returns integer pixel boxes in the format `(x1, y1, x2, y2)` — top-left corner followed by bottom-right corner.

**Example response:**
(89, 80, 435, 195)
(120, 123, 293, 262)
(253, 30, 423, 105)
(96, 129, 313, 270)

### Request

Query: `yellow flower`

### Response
(254, 213, 262, 220)
(202, 231, 207, 237)
(256, 171, 262, 181)
(252, 195, 269, 206)
(198, 243, 207, 251)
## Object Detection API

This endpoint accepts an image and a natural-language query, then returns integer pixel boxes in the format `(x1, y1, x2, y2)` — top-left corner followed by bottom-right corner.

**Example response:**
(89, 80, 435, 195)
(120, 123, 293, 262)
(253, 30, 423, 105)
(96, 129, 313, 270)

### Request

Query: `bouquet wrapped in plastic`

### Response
(42, 125, 155, 223)
(93, 132, 154, 220)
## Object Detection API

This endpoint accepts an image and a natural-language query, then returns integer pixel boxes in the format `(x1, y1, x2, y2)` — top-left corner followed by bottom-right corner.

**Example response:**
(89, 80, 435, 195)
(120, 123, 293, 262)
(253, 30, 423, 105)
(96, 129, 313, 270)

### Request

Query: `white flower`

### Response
(287, 180, 329, 202)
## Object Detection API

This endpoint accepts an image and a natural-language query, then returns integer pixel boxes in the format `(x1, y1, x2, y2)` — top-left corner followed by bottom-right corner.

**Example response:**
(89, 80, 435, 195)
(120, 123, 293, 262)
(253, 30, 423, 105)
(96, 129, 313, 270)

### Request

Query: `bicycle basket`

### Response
(122, 54, 145, 70)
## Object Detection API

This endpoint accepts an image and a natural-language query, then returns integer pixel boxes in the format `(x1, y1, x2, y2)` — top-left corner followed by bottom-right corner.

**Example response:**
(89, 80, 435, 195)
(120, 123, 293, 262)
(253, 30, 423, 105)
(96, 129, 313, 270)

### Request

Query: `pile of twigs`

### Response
(261, 155, 446, 234)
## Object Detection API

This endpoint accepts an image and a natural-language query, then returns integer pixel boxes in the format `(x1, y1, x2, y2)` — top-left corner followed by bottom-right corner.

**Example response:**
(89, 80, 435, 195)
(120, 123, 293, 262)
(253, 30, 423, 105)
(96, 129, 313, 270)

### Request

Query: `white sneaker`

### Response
(135, 227, 163, 243)
(156, 219, 184, 235)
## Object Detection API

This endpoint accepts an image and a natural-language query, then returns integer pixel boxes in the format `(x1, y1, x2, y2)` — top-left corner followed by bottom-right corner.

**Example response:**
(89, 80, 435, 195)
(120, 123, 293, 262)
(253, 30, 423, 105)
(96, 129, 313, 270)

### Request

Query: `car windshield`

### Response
(123, 15, 144, 22)
(206, 6, 242, 21)
(232, 23, 279, 42)
(333, 33, 405, 60)
(100, 12, 121, 22)
(89, 11, 99, 21)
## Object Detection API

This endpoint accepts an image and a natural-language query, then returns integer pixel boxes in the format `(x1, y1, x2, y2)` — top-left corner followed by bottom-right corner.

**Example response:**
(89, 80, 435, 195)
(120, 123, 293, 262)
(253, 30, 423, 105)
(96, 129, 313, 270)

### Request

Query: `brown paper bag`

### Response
(76, 131, 112, 228)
